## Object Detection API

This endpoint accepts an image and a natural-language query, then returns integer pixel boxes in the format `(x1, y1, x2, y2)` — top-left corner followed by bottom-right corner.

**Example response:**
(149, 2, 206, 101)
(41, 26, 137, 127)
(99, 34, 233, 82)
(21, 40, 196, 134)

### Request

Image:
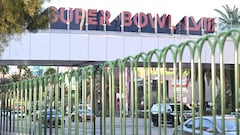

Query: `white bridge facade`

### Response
(0, 30, 235, 66)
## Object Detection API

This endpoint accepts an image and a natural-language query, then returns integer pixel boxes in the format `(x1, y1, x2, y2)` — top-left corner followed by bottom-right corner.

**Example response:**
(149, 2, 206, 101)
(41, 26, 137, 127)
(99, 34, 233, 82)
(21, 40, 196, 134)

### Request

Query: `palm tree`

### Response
(22, 68, 33, 79)
(213, 4, 240, 113)
(215, 4, 240, 30)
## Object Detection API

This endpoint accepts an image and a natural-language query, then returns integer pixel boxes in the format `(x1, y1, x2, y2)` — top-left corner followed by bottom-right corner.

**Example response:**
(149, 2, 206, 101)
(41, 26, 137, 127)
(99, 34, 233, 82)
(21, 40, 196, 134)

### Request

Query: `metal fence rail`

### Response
(0, 29, 240, 135)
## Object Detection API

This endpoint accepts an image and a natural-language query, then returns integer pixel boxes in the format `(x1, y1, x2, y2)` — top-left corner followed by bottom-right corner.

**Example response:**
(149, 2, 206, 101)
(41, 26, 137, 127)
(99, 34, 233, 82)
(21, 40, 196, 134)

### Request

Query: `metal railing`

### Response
(0, 29, 240, 135)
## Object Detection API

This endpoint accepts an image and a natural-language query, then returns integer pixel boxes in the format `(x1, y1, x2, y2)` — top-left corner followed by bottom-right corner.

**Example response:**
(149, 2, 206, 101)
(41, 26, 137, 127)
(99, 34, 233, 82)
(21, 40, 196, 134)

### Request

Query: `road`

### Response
(0, 115, 174, 135)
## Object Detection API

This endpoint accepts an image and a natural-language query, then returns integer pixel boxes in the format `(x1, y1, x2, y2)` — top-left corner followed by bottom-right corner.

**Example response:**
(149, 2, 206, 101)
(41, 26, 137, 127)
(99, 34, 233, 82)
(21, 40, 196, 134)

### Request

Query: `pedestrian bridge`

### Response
(0, 29, 235, 66)
(0, 29, 240, 135)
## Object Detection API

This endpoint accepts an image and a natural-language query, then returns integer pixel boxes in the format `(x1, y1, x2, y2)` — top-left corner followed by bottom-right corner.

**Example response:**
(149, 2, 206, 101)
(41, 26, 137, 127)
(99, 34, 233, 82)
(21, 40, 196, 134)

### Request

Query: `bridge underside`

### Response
(1, 60, 236, 71)
(0, 60, 103, 66)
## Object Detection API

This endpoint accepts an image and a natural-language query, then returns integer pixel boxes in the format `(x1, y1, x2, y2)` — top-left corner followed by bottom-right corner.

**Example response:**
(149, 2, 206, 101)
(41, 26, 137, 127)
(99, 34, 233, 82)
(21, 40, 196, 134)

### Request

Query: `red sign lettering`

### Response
(88, 9, 98, 25)
(50, 6, 215, 35)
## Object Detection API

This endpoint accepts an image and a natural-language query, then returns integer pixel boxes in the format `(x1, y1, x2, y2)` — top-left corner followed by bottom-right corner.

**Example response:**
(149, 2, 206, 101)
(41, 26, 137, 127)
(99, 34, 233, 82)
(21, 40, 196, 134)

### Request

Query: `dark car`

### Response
(151, 103, 194, 127)
(12, 111, 26, 120)
(173, 116, 239, 135)
(71, 109, 93, 122)
(42, 109, 64, 127)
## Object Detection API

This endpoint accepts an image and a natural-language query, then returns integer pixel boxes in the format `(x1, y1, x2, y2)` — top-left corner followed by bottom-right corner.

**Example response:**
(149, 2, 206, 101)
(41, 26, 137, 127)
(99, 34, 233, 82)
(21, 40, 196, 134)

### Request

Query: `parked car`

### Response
(12, 111, 26, 120)
(1, 110, 25, 120)
(230, 112, 240, 117)
(1, 109, 9, 116)
(173, 116, 239, 135)
(42, 109, 64, 127)
(151, 103, 194, 127)
(71, 109, 93, 122)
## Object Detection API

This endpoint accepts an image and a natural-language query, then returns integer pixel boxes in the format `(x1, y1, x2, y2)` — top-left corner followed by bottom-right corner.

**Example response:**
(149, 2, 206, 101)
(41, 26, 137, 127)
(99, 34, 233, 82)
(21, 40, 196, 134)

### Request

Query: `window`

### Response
(185, 119, 200, 129)
(202, 119, 213, 131)
(185, 120, 193, 128)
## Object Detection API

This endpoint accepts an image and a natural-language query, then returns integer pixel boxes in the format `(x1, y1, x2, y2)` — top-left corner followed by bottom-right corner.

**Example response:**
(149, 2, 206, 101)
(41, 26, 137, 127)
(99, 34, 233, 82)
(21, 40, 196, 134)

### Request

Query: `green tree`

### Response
(215, 4, 240, 30)
(0, 0, 53, 55)
(0, 66, 33, 82)
(44, 67, 57, 76)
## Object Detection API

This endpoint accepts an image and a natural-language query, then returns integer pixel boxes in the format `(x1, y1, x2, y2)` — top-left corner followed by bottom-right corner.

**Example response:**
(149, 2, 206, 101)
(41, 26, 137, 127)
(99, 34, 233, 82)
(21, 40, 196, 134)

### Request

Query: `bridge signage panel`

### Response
(50, 6, 215, 35)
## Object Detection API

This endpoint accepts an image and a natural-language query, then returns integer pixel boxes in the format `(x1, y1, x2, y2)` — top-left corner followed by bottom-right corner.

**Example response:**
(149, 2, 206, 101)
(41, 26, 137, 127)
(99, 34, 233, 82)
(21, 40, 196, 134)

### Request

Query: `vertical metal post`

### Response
(191, 57, 196, 135)
(24, 81, 28, 135)
(49, 77, 54, 135)
(147, 64, 152, 135)
(74, 71, 79, 135)
(28, 80, 33, 135)
(101, 66, 106, 135)
(110, 65, 116, 135)
(33, 79, 37, 135)
(9, 90, 12, 134)
(119, 64, 123, 135)
(13, 84, 16, 133)
(60, 74, 66, 135)
(44, 78, 48, 135)
(134, 66, 138, 135)
(16, 83, 20, 133)
(54, 75, 59, 135)
(220, 45, 226, 134)
(82, 68, 87, 135)
(234, 40, 239, 135)
(211, 50, 217, 135)
(158, 63, 162, 135)
(5, 92, 8, 134)
(163, 62, 167, 135)
(38, 79, 43, 135)
(198, 50, 203, 135)
(89, 66, 95, 135)
(20, 82, 24, 134)
(93, 66, 100, 135)
(67, 73, 72, 135)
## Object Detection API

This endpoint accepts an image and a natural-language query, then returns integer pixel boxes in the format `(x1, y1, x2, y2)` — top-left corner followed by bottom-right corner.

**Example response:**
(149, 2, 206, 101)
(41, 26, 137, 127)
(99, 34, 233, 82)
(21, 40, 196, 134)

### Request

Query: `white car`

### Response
(151, 103, 173, 115)
(174, 116, 239, 135)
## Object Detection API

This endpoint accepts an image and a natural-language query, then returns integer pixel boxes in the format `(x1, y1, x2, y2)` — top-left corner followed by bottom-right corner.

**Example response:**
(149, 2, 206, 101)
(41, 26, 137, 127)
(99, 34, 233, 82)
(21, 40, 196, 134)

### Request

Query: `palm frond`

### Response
(214, 9, 230, 22)
(215, 4, 240, 30)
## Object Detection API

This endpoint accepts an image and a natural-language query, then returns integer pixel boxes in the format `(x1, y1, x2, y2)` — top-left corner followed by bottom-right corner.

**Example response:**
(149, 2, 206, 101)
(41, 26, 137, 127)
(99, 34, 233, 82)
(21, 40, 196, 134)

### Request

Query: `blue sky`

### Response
(44, 0, 239, 25)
